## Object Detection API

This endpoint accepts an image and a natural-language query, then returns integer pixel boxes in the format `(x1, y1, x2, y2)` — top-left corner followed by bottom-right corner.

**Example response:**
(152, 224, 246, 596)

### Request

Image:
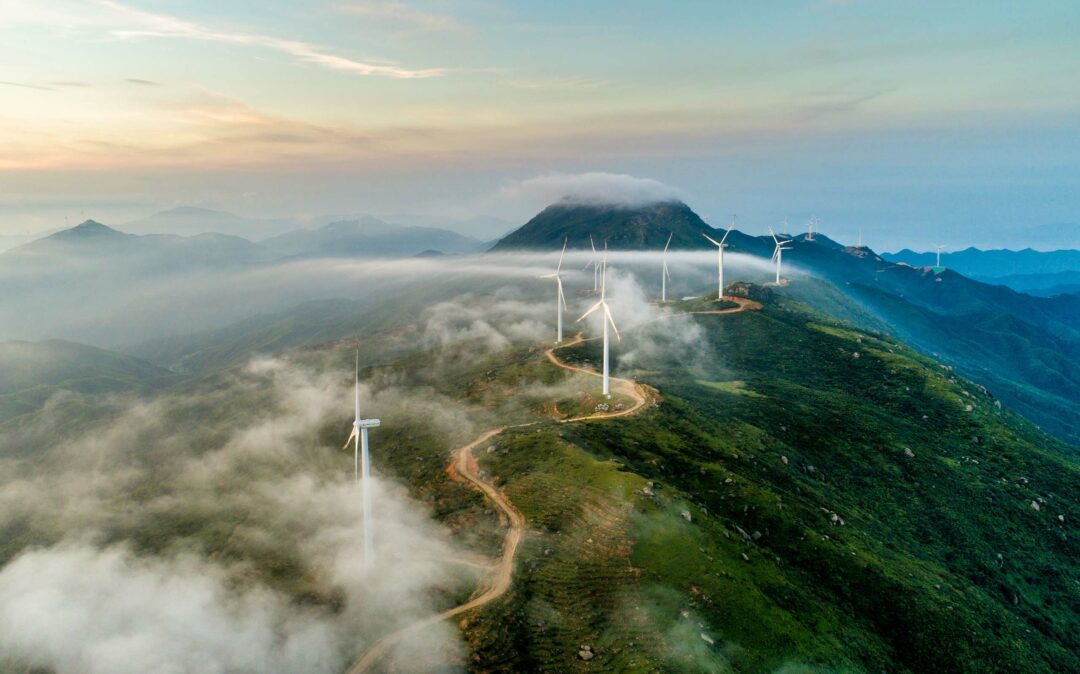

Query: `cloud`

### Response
(0, 80, 56, 91)
(4, 0, 444, 79)
(99, 0, 444, 79)
(505, 76, 608, 90)
(499, 172, 682, 208)
(333, 2, 465, 32)
(0, 543, 343, 674)
(0, 356, 476, 673)
(125, 78, 157, 86)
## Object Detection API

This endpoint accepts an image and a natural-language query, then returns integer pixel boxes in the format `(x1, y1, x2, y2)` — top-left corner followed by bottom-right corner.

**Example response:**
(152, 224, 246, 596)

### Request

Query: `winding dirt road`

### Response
(346, 298, 755, 673)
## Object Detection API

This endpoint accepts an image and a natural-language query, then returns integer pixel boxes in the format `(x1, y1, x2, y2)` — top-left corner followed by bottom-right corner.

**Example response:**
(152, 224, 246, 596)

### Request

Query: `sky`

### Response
(1, 0, 1078, 249)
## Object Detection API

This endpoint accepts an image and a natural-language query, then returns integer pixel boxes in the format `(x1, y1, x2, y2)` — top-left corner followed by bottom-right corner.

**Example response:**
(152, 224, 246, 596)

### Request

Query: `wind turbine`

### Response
(769, 227, 793, 285)
(660, 232, 673, 302)
(806, 217, 815, 241)
(934, 244, 946, 268)
(577, 245, 620, 397)
(702, 215, 735, 300)
(540, 238, 568, 342)
(582, 235, 600, 292)
(343, 350, 381, 567)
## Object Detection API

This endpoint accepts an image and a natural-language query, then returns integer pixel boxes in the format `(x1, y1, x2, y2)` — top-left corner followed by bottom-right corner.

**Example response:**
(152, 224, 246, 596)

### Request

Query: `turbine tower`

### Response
(577, 245, 620, 397)
(769, 227, 793, 285)
(660, 232, 673, 302)
(702, 215, 735, 300)
(934, 244, 946, 269)
(344, 351, 381, 567)
(540, 238, 568, 342)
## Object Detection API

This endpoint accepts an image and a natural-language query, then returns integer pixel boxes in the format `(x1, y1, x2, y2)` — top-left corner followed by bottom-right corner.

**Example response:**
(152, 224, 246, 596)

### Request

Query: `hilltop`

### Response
(489, 200, 718, 251)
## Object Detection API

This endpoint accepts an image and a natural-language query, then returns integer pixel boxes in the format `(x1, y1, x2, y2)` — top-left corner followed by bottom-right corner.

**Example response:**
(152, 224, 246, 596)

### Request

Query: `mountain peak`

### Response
(60, 220, 125, 238)
(490, 199, 714, 251)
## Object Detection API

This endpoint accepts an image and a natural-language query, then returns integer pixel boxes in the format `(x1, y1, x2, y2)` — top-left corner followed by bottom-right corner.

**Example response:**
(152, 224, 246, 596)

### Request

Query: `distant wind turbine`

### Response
(769, 226, 793, 285)
(702, 215, 735, 300)
(540, 238, 568, 342)
(577, 244, 620, 397)
(660, 232, 673, 302)
(582, 235, 600, 292)
(806, 217, 815, 241)
(343, 350, 381, 567)
(934, 244, 947, 268)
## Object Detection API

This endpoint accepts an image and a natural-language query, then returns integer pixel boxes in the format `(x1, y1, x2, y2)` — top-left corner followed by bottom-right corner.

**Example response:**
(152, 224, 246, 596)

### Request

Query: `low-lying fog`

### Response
(0, 249, 786, 350)
(0, 247, 789, 673)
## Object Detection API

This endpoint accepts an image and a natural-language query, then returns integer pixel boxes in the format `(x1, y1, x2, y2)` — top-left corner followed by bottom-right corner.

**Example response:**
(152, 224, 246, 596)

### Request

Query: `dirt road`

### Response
(346, 295, 756, 672)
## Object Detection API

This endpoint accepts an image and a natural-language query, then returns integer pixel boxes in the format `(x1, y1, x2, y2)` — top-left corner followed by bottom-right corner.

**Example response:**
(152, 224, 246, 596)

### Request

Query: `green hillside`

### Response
(2, 280, 1077, 673)
(439, 289, 1079, 672)
(0, 339, 180, 426)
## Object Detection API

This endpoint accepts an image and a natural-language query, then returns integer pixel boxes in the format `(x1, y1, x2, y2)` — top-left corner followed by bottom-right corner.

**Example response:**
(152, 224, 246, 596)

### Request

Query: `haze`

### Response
(2, 1, 1079, 250)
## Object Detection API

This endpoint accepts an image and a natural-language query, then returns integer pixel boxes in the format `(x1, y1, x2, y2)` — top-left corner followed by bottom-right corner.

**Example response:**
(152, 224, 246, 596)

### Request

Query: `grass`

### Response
(454, 287, 1080, 673)
(4, 284, 1078, 673)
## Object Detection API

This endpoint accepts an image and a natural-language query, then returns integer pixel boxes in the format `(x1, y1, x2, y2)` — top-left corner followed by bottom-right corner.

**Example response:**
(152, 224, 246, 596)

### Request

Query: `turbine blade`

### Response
(590, 235, 596, 254)
(557, 279, 566, 308)
(769, 227, 779, 245)
(702, 233, 721, 247)
(604, 304, 621, 341)
(600, 242, 609, 299)
(720, 218, 733, 245)
(577, 300, 603, 322)
(343, 426, 357, 451)
(663, 231, 673, 253)
(555, 237, 567, 274)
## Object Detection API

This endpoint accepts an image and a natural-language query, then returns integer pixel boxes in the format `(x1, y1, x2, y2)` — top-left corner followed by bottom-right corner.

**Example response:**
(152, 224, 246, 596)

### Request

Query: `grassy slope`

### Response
(4, 285, 1077, 673)
(0, 339, 180, 428)
(460, 293, 1080, 673)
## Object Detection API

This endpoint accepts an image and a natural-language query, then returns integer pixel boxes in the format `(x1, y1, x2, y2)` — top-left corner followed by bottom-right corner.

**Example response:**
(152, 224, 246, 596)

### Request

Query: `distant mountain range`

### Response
(121, 206, 305, 238)
(0, 216, 485, 346)
(119, 206, 510, 243)
(884, 247, 1080, 296)
(261, 216, 484, 258)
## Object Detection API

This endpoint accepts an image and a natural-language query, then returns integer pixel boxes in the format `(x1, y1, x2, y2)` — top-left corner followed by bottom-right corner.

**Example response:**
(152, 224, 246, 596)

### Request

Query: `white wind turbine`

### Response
(582, 235, 600, 292)
(343, 350, 381, 567)
(769, 226, 793, 284)
(660, 232, 673, 302)
(934, 244, 947, 268)
(577, 245, 620, 397)
(702, 215, 735, 300)
(540, 238, 568, 342)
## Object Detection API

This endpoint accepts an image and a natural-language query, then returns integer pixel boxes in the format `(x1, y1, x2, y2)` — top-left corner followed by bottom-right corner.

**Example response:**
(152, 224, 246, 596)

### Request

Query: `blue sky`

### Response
(0, 0, 1078, 249)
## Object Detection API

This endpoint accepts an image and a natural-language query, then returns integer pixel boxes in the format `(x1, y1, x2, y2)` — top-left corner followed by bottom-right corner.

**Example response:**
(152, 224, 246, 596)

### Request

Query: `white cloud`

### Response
(499, 172, 682, 209)
(0, 0, 444, 79)
(0, 543, 343, 674)
(333, 2, 465, 32)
